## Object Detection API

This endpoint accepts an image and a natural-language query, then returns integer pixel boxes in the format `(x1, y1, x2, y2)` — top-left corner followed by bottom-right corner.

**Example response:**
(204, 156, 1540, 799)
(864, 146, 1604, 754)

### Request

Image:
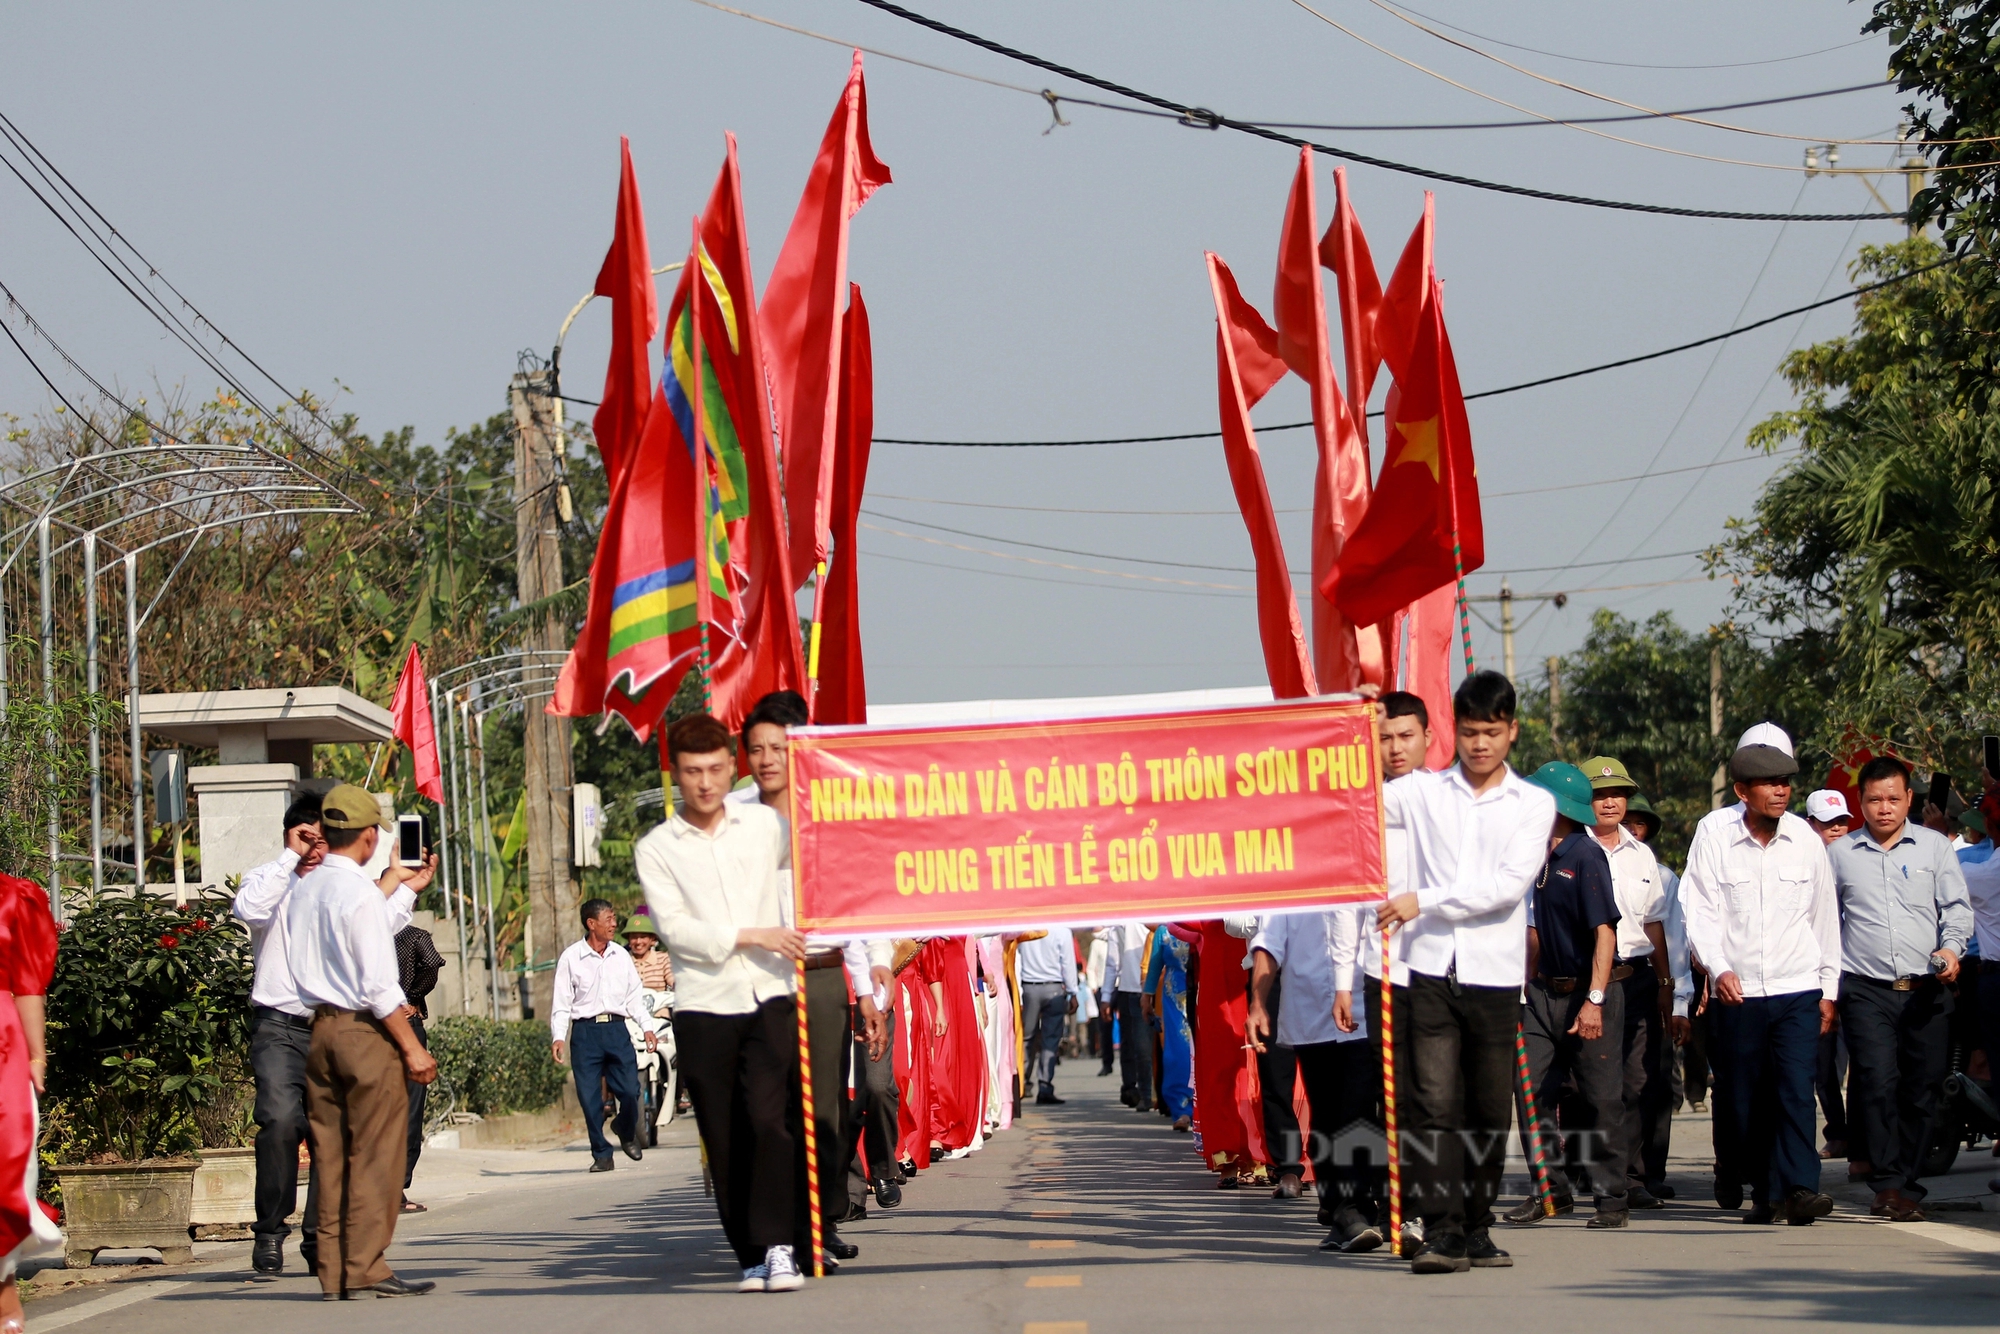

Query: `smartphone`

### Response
(396, 812, 426, 867)
(1985, 736, 1999, 783)
(1929, 773, 1952, 813)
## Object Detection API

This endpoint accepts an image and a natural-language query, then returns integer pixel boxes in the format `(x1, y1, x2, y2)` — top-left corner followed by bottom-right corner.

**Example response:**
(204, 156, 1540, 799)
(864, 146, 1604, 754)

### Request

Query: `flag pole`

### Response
(1380, 927, 1402, 1250)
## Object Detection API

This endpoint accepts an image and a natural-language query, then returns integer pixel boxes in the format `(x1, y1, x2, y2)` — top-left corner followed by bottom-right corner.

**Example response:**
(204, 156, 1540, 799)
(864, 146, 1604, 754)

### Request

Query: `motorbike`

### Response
(626, 987, 678, 1147)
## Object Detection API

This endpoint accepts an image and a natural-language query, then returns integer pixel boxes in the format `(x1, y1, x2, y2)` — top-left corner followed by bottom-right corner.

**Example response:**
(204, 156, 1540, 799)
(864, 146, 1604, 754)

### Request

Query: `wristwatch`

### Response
(1586, 988, 1606, 1005)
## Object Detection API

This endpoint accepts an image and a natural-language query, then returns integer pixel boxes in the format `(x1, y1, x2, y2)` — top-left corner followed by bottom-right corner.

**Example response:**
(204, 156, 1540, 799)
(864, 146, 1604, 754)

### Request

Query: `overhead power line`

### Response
(872, 257, 1954, 447)
(849, 0, 1899, 220)
(1385, 8, 1875, 72)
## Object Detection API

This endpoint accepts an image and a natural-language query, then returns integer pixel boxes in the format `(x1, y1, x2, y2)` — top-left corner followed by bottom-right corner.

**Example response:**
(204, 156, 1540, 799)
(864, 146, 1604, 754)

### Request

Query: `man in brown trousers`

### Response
(285, 783, 439, 1299)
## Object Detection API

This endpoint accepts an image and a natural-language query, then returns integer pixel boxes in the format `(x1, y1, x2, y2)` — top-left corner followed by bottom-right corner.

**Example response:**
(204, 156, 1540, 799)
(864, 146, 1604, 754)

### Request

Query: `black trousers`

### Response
(1981, 965, 2000, 1075)
(678, 998, 800, 1269)
(847, 1005, 900, 1208)
(1019, 982, 1068, 1094)
(1257, 973, 1303, 1176)
(1405, 972, 1517, 1237)
(1521, 979, 1629, 1210)
(249, 1007, 319, 1243)
(1294, 1039, 1378, 1222)
(1091, 1014, 1114, 1072)
(801, 965, 853, 1230)
(1711, 990, 1821, 1207)
(569, 1018, 641, 1161)
(1115, 991, 1153, 1108)
(1362, 975, 1408, 1221)
(1839, 974, 1952, 1199)
(404, 1015, 429, 1191)
(1816, 1028, 1849, 1148)
(1619, 961, 1674, 1190)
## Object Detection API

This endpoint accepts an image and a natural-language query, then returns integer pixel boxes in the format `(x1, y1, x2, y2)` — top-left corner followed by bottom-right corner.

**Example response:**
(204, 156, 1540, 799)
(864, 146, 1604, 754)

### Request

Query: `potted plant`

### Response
(46, 892, 252, 1266)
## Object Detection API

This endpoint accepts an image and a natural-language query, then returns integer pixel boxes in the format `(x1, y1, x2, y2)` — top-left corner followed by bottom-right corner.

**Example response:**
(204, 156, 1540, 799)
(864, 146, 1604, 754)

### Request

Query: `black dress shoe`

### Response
(839, 1200, 868, 1224)
(1034, 1091, 1066, 1105)
(873, 1178, 903, 1209)
(1465, 1229, 1512, 1267)
(1650, 1183, 1676, 1200)
(347, 1275, 436, 1298)
(589, 1156, 615, 1173)
(1586, 1209, 1629, 1229)
(1503, 1192, 1572, 1224)
(1743, 1202, 1778, 1225)
(1785, 1188, 1833, 1225)
(1410, 1235, 1470, 1274)
(621, 1138, 644, 1162)
(827, 1238, 859, 1261)
(300, 1244, 319, 1276)
(1627, 1186, 1665, 1210)
(251, 1234, 283, 1276)
(1715, 1178, 1744, 1210)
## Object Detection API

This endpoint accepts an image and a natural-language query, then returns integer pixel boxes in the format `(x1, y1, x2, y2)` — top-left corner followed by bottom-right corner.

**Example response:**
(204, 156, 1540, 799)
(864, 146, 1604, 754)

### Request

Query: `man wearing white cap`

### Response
(1679, 724, 1841, 1226)
(1805, 790, 1854, 844)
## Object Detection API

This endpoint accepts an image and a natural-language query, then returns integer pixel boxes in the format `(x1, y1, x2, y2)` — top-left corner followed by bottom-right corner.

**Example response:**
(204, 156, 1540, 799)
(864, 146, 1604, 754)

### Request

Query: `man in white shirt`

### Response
(731, 690, 894, 1238)
(1679, 725, 1840, 1226)
(1580, 755, 1674, 1209)
(1085, 932, 1113, 1076)
(1014, 928, 1078, 1104)
(234, 792, 428, 1279)
(1105, 921, 1156, 1113)
(639, 713, 809, 1294)
(285, 784, 437, 1301)
(550, 898, 656, 1171)
(1376, 670, 1554, 1274)
(1249, 911, 1378, 1254)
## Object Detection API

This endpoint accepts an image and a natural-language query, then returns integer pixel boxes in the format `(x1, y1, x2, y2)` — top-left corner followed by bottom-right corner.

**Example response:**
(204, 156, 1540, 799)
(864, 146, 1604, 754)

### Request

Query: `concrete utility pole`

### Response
(1547, 656, 1561, 756)
(510, 369, 578, 1020)
(1709, 643, 1726, 810)
(1498, 579, 1515, 682)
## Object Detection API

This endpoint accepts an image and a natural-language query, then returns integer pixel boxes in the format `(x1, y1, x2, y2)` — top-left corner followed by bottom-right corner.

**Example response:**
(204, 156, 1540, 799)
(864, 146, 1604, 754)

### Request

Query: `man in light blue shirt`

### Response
(1826, 755, 1974, 1222)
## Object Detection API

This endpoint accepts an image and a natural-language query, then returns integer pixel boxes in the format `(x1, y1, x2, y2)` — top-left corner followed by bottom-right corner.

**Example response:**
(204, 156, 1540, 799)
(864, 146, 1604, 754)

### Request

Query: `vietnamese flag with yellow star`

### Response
(1325, 273, 1482, 627)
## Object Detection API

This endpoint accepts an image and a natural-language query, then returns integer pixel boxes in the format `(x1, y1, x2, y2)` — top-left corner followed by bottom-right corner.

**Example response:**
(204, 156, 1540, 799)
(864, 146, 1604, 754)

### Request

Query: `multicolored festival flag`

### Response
(553, 214, 744, 740)
(702, 136, 807, 734)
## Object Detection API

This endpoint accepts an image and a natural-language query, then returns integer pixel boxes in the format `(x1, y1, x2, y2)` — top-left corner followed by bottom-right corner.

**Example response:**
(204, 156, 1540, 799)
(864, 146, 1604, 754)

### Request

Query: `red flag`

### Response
(389, 643, 443, 803)
(1274, 149, 1372, 694)
(1207, 253, 1317, 701)
(1318, 172, 1433, 429)
(591, 138, 658, 489)
(1389, 582, 1458, 770)
(762, 52, 892, 590)
(814, 285, 874, 726)
(699, 136, 808, 734)
(1327, 276, 1482, 628)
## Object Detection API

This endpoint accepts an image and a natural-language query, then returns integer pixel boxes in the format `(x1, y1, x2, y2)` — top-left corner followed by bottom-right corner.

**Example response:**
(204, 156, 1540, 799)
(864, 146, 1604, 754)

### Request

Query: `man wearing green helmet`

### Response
(1506, 761, 1629, 1230)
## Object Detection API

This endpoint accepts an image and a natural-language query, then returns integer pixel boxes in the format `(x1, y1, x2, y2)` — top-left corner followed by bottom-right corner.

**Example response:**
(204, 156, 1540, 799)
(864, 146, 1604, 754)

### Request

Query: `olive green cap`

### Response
(322, 783, 392, 830)
(1581, 756, 1637, 792)
(1625, 792, 1662, 841)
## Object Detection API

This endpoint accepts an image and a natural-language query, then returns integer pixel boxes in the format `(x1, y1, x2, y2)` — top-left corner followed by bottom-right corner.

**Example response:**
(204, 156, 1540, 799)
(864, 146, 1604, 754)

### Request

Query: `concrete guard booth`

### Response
(136, 687, 394, 890)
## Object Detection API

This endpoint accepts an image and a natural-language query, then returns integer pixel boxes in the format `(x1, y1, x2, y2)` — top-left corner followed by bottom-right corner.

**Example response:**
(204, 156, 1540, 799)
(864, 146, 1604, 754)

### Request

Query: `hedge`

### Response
(428, 1016, 568, 1117)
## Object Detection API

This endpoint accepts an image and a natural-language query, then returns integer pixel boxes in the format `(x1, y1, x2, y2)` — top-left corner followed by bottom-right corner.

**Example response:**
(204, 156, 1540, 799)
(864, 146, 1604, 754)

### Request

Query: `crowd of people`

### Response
(5, 667, 1990, 1307)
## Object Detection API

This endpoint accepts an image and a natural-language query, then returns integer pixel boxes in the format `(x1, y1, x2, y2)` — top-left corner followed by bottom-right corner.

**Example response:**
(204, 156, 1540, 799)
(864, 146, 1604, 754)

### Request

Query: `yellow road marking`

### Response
(1031, 1210, 1072, 1219)
(1026, 1275, 1083, 1289)
(1024, 1324, 1088, 1334)
(1029, 1240, 1076, 1250)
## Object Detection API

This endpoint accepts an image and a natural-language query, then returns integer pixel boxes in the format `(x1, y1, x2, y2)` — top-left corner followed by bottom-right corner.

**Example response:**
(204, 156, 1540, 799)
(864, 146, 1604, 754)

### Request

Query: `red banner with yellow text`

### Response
(788, 698, 1385, 936)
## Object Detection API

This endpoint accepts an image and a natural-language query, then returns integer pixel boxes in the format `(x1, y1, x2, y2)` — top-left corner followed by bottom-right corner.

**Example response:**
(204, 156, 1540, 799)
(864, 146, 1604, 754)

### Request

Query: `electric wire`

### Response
(1385, 8, 1874, 72)
(1361, 0, 1973, 148)
(851, 0, 1898, 219)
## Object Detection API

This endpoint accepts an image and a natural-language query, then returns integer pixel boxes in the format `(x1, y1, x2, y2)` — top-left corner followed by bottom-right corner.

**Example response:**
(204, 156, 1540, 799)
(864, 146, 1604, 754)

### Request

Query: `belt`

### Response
(805, 951, 845, 972)
(579, 1013, 621, 1023)
(255, 1006, 315, 1031)
(1538, 965, 1633, 995)
(1845, 970, 1938, 993)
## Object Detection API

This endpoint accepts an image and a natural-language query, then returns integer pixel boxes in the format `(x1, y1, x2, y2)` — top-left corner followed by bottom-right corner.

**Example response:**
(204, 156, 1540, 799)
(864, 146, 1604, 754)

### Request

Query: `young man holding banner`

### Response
(1377, 671, 1555, 1274)
(638, 714, 807, 1294)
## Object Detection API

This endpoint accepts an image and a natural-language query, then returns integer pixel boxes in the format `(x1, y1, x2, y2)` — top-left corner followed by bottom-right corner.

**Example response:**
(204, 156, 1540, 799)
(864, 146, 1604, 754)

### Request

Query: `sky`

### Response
(0, 1, 1919, 706)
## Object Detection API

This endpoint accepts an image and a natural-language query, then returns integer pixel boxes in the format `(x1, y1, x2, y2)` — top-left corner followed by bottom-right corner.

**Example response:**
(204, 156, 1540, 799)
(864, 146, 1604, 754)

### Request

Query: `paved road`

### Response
(31, 1072, 2000, 1334)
